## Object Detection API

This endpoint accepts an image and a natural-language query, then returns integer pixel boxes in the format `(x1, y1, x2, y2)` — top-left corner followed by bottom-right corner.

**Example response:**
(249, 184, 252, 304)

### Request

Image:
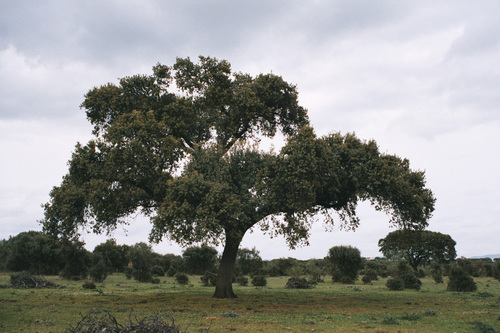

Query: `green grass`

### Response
(0, 273, 499, 332)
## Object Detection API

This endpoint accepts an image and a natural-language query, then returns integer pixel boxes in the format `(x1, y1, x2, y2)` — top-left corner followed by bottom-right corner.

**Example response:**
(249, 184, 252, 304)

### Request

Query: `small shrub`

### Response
(236, 276, 248, 286)
(151, 277, 161, 284)
(221, 311, 239, 318)
(89, 260, 108, 283)
(430, 262, 443, 283)
(166, 266, 177, 277)
(401, 274, 422, 290)
(175, 273, 189, 285)
(363, 268, 378, 281)
(82, 281, 96, 289)
(251, 275, 267, 287)
(200, 272, 217, 286)
(386, 277, 404, 291)
(472, 321, 498, 333)
(285, 276, 313, 289)
(361, 275, 372, 285)
(424, 309, 437, 316)
(132, 267, 153, 283)
(151, 265, 165, 277)
(124, 267, 133, 279)
(401, 312, 422, 321)
(336, 275, 356, 284)
(448, 266, 477, 292)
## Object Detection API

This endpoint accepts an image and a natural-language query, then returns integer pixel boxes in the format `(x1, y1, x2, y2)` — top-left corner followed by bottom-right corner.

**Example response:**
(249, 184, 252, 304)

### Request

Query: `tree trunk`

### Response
(213, 233, 242, 298)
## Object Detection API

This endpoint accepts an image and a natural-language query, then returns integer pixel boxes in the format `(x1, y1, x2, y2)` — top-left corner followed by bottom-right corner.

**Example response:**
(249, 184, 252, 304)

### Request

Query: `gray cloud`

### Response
(1, 0, 499, 258)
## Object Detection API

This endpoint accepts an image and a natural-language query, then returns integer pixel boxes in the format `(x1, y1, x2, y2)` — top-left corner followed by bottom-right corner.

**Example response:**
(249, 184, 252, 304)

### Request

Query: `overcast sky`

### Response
(1, 1, 499, 260)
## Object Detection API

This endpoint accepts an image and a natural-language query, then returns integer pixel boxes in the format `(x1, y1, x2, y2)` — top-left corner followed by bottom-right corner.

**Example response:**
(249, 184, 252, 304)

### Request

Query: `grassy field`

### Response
(0, 272, 499, 332)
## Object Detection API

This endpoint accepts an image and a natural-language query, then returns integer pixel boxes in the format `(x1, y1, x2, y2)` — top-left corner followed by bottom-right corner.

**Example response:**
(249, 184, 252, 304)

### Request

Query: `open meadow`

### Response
(0, 273, 499, 332)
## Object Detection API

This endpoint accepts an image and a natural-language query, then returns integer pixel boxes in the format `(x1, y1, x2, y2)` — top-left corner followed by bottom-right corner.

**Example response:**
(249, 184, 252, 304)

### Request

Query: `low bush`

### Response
(401, 312, 422, 321)
(175, 273, 189, 285)
(89, 260, 108, 283)
(386, 277, 404, 291)
(362, 268, 378, 281)
(285, 276, 313, 289)
(124, 267, 133, 280)
(361, 275, 372, 285)
(236, 276, 248, 286)
(82, 281, 96, 289)
(151, 265, 165, 277)
(472, 320, 498, 333)
(447, 266, 477, 292)
(251, 275, 267, 287)
(200, 272, 217, 286)
(166, 267, 177, 277)
(401, 274, 422, 290)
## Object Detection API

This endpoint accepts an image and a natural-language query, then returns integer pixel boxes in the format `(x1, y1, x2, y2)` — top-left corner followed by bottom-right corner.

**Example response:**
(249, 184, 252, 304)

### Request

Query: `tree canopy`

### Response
(42, 56, 435, 298)
(378, 229, 456, 271)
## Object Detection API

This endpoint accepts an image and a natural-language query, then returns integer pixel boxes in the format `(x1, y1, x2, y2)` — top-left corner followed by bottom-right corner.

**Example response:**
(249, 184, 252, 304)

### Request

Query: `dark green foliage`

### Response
(424, 309, 437, 316)
(401, 274, 422, 290)
(166, 266, 177, 277)
(182, 245, 218, 275)
(361, 275, 372, 284)
(175, 273, 189, 285)
(235, 247, 263, 276)
(89, 256, 108, 283)
(263, 258, 299, 277)
(10, 272, 59, 289)
(124, 267, 133, 279)
(447, 266, 477, 292)
(457, 258, 477, 277)
(494, 261, 500, 281)
(64, 308, 180, 333)
(59, 240, 91, 280)
(327, 246, 362, 284)
(379, 230, 456, 272)
(151, 265, 165, 277)
(128, 243, 153, 282)
(305, 259, 326, 282)
(396, 261, 414, 277)
(430, 262, 443, 283)
(200, 272, 217, 286)
(82, 281, 96, 289)
(5, 231, 64, 275)
(251, 275, 267, 287)
(285, 276, 313, 289)
(386, 277, 405, 290)
(362, 268, 378, 281)
(93, 240, 129, 273)
(162, 254, 184, 274)
(236, 276, 248, 286)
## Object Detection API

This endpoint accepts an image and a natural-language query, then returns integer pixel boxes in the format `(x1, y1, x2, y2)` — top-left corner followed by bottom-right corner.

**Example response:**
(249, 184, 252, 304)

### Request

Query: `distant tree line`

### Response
(1, 230, 499, 291)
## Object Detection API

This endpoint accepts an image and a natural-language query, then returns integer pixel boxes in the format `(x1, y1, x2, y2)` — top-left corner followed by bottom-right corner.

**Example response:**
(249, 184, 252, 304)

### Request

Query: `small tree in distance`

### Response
(378, 230, 456, 272)
(326, 245, 363, 284)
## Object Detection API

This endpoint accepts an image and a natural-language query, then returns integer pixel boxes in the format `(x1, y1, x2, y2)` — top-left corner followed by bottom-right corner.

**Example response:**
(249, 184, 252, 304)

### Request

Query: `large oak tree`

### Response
(42, 56, 435, 298)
